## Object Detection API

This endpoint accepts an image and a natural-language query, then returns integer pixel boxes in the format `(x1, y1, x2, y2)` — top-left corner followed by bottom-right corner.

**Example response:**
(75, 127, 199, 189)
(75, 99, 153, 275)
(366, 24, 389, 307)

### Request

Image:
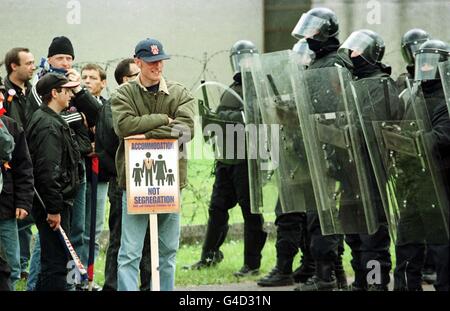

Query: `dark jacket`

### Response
(0, 116, 34, 220)
(422, 81, 450, 185)
(215, 78, 245, 164)
(86, 96, 110, 182)
(26, 105, 81, 216)
(308, 49, 342, 70)
(2, 77, 33, 128)
(95, 99, 119, 179)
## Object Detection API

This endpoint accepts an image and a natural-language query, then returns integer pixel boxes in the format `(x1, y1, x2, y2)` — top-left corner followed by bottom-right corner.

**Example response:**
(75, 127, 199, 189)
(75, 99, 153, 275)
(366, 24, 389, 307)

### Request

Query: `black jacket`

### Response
(86, 96, 109, 182)
(26, 105, 81, 216)
(95, 99, 119, 179)
(422, 81, 450, 186)
(215, 79, 245, 164)
(0, 116, 34, 220)
(1, 77, 33, 128)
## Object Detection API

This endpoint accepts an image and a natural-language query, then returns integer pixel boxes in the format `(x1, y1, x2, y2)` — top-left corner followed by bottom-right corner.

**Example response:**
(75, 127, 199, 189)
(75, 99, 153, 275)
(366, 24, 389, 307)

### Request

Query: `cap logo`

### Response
(150, 45, 160, 55)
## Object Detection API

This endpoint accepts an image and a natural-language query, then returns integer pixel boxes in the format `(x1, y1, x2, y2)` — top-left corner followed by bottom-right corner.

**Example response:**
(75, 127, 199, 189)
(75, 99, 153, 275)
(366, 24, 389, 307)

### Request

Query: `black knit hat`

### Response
(48, 36, 75, 60)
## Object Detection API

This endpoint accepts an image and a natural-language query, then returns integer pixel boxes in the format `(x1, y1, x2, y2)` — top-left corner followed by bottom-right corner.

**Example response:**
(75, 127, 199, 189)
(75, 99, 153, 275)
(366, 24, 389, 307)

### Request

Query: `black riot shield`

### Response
(439, 60, 450, 116)
(292, 65, 381, 235)
(241, 56, 277, 214)
(370, 81, 449, 245)
(251, 50, 313, 213)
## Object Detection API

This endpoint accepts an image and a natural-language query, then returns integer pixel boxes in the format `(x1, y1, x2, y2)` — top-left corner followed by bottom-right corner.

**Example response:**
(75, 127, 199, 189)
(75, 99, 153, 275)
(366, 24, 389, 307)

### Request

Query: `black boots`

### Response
(292, 256, 315, 283)
(257, 267, 294, 287)
(294, 261, 338, 291)
(183, 250, 224, 270)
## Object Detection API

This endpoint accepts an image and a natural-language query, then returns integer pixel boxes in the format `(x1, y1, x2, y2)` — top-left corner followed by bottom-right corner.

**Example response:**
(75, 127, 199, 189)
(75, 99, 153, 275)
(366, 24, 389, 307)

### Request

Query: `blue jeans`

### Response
(71, 163, 86, 260)
(81, 181, 108, 267)
(26, 234, 40, 291)
(117, 191, 180, 291)
(0, 218, 20, 289)
(18, 217, 34, 273)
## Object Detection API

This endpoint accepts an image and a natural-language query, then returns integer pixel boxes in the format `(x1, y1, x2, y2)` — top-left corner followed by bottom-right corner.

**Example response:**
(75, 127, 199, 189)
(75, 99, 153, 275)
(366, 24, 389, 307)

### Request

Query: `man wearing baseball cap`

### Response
(111, 38, 195, 291)
(26, 73, 82, 290)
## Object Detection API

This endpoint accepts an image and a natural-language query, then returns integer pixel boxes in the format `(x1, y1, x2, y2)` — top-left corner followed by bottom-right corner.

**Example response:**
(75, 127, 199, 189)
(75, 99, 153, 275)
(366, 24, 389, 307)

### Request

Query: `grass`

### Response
(15, 234, 397, 290)
(181, 159, 279, 226)
(15, 157, 396, 290)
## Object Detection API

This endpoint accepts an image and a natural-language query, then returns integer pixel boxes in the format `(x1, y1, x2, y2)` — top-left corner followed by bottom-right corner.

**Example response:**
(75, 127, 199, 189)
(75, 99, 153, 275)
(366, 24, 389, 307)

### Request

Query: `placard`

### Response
(125, 139, 180, 214)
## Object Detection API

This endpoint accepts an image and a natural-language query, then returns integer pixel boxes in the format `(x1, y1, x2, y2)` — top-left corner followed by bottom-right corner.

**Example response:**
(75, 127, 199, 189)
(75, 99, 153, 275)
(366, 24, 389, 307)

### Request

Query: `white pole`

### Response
(149, 214, 160, 291)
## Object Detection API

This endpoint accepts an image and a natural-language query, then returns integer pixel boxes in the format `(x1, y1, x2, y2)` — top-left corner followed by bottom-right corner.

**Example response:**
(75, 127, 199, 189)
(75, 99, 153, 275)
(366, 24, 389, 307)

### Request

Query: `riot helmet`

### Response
(338, 29, 385, 68)
(229, 40, 258, 78)
(401, 28, 431, 66)
(291, 7, 339, 42)
(414, 39, 450, 81)
(291, 39, 315, 66)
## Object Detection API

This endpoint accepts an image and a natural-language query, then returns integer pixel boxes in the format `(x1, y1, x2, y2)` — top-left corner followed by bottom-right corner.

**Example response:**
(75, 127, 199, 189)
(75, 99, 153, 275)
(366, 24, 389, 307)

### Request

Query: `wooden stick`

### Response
(149, 214, 160, 291)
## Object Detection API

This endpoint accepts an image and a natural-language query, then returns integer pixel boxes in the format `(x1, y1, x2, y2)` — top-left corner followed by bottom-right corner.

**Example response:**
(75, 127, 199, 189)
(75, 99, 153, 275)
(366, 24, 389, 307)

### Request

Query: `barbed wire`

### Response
(71, 50, 229, 96)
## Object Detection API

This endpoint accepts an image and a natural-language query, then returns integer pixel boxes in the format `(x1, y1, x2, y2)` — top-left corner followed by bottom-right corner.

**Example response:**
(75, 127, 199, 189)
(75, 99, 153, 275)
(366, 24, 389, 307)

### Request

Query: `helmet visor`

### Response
(414, 53, 440, 81)
(231, 52, 253, 76)
(402, 42, 423, 65)
(338, 31, 377, 66)
(291, 14, 330, 42)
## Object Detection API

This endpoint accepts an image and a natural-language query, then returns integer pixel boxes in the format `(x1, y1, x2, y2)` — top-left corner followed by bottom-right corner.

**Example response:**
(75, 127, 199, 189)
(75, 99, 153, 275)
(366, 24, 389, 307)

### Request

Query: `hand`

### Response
(66, 68, 82, 93)
(16, 208, 28, 220)
(168, 117, 174, 124)
(47, 213, 61, 231)
(125, 134, 146, 140)
(87, 142, 96, 157)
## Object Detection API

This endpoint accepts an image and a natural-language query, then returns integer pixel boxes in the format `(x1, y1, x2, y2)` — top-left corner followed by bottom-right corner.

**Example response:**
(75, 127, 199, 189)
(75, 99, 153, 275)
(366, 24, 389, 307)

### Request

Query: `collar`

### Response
(40, 104, 68, 126)
(4, 76, 31, 96)
(136, 75, 169, 95)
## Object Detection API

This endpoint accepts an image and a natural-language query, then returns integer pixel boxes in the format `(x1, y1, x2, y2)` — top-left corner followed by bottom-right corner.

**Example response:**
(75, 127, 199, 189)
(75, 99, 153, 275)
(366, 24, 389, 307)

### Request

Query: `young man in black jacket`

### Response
(26, 73, 81, 291)
(25, 36, 101, 290)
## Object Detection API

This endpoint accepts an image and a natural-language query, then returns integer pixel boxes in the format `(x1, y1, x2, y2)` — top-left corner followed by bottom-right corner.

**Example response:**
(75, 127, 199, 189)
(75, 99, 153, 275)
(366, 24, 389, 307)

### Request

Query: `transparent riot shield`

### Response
(291, 65, 380, 235)
(439, 60, 450, 116)
(370, 82, 449, 245)
(194, 81, 246, 161)
(251, 50, 313, 213)
(241, 57, 277, 214)
(349, 76, 405, 242)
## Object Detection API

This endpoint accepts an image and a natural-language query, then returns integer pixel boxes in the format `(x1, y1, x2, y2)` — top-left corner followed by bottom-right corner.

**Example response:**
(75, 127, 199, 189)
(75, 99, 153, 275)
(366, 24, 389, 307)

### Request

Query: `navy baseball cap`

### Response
(134, 38, 171, 62)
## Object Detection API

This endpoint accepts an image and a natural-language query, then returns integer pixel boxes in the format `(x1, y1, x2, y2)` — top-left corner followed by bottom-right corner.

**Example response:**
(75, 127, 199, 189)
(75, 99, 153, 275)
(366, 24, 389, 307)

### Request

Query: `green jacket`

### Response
(111, 76, 195, 189)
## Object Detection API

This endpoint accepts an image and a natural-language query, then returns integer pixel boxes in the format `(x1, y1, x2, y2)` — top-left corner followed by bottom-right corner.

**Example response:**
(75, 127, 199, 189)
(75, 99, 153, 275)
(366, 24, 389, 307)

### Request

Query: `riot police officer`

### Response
(336, 29, 402, 291)
(185, 40, 268, 276)
(397, 29, 436, 285)
(288, 7, 347, 291)
(393, 39, 450, 291)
